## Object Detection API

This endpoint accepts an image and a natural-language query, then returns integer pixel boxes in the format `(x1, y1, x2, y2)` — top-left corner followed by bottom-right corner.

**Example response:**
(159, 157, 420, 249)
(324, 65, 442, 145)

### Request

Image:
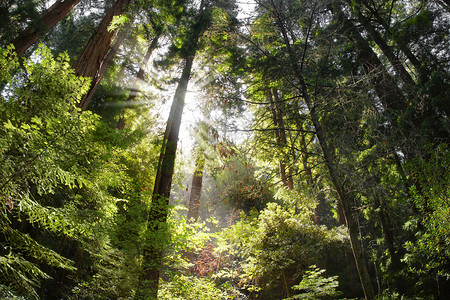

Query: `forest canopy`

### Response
(0, 0, 449, 299)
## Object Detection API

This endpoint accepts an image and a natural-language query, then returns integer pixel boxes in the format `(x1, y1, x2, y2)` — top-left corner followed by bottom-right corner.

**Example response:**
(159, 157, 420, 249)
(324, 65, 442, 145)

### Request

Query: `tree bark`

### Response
(187, 154, 204, 223)
(13, 0, 82, 56)
(73, 0, 133, 110)
(270, 3, 375, 298)
(183, 153, 205, 266)
(81, 23, 130, 109)
(348, 2, 416, 87)
(268, 88, 293, 189)
(136, 12, 205, 296)
(337, 10, 406, 112)
(136, 52, 195, 300)
(362, 2, 422, 69)
(291, 101, 334, 226)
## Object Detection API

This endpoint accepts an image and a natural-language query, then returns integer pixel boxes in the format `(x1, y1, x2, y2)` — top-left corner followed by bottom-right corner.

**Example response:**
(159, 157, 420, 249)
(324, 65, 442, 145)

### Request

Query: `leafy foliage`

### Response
(0, 44, 93, 297)
(286, 265, 342, 300)
(215, 202, 348, 299)
(158, 274, 225, 299)
(0, 44, 147, 298)
(1, 0, 449, 298)
(401, 145, 450, 293)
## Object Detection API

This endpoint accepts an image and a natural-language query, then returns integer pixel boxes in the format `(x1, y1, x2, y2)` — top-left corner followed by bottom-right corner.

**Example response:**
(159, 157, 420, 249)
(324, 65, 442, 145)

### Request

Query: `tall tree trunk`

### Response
(337, 6, 406, 273)
(81, 23, 130, 109)
(187, 157, 204, 223)
(270, 4, 376, 299)
(362, 3, 422, 69)
(117, 28, 162, 129)
(73, 0, 133, 110)
(268, 88, 293, 189)
(136, 52, 195, 300)
(292, 101, 334, 226)
(347, 2, 416, 87)
(136, 14, 205, 297)
(13, 0, 82, 56)
(183, 152, 205, 265)
(298, 121, 330, 225)
(338, 4, 408, 269)
(337, 10, 406, 112)
(361, 1, 449, 142)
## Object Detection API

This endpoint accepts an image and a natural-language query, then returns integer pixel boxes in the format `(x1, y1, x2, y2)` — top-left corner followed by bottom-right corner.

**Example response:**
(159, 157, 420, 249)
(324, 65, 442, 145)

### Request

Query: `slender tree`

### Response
(268, 88, 293, 189)
(346, 1, 416, 87)
(136, 6, 210, 298)
(262, 0, 376, 297)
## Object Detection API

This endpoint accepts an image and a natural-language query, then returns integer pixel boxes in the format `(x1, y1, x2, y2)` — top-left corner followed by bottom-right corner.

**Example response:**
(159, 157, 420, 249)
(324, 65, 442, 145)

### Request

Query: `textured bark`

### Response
(348, 3, 416, 87)
(13, 0, 82, 56)
(81, 23, 130, 109)
(268, 88, 293, 189)
(270, 4, 375, 299)
(183, 153, 205, 267)
(73, 0, 133, 110)
(136, 12, 205, 296)
(187, 156, 204, 223)
(338, 12, 406, 112)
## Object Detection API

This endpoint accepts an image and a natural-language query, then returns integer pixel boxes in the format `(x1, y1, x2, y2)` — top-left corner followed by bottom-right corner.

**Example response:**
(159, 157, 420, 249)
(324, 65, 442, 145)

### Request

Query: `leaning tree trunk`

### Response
(13, 0, 82, 56)
(335, 10, 406, 111)
(136, 14, 205, 297)
(81, 23, 130, 109)
(364, 3, 422, 69)
(270, 5, 376, 299)
(73, 0, 133, 110)
(337, 6, 405, 274)
(346, 2, 416, 87)
(291, 100, 335, 226)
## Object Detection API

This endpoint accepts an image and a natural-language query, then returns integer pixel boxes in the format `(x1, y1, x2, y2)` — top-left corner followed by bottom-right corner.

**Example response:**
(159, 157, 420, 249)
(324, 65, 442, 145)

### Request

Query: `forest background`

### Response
(0, 0, 449, 299)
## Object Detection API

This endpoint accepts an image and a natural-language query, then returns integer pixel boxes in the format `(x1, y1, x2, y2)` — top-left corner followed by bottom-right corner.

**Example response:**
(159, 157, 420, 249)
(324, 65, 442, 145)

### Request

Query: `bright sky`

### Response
(177, 88, 202, 153)
(156, 0, 258, 160)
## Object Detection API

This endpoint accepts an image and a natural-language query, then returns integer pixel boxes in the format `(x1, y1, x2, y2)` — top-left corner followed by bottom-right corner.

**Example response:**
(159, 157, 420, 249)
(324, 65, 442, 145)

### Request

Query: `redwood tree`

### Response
(73, 0, 133, 110)
(136, 5, 209, 298)
(12, 0, 82, 56)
